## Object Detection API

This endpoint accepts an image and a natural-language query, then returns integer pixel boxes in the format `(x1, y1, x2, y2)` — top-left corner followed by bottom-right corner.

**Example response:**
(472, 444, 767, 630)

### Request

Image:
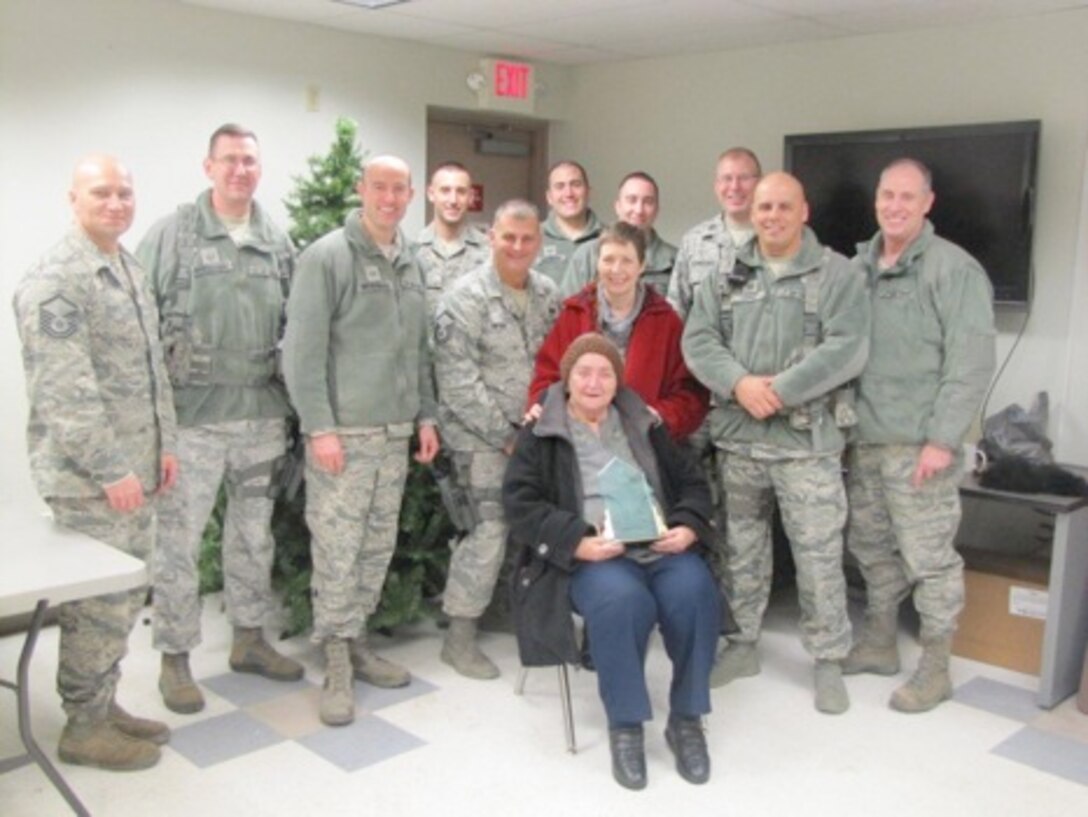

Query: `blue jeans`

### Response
(570, 552, 720, 727)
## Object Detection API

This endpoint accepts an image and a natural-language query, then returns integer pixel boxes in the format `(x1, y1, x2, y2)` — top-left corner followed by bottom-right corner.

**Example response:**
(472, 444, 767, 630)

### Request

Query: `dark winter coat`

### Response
(502, 383, 732, 667)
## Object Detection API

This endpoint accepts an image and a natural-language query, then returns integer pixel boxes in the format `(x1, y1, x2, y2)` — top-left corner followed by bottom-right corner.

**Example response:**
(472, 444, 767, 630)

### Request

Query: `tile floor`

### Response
(2, 591, 1087, 816)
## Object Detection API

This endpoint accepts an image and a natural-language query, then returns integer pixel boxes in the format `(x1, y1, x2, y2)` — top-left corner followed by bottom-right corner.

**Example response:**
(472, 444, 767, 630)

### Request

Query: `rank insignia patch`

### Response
(434, 312, 454, 345)
(39, 294, 81, 338)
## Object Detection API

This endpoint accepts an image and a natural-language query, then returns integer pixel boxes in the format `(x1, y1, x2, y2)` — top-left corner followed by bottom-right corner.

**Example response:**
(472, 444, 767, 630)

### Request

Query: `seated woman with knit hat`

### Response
(503, 333, 729, 790)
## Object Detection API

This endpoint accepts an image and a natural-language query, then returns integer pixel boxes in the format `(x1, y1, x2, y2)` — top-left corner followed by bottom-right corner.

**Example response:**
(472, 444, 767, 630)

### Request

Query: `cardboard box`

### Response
(952, 569, 1048, 675)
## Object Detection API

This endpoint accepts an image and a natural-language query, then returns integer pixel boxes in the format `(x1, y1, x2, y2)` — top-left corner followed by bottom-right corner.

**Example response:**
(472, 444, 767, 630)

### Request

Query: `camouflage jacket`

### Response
(668, 214, 753, 321)
(13, 228, 176, 498)
(415, 222, 490, 314)
(433, 264, 560, 452)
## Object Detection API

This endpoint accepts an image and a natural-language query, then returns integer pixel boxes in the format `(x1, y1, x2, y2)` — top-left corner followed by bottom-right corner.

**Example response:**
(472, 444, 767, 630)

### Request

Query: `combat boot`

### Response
(159, 652, 205, 714)
(709, 641, 760, 688)
(229, 626, 304, 681)
(441, 616, 500, 680)
(890, 637, 954, 713)
(351, 632, 410, 688)
(814, 660, 850, 714)
(58, 718, 160, 771)
(108, 701, 170, 745)
(843, 606, 900, 675)
(320, 637, 355, 726)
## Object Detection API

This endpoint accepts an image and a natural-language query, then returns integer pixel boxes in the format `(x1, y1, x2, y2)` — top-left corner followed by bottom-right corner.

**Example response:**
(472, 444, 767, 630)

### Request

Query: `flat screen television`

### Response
(783, 120, 1039, 307)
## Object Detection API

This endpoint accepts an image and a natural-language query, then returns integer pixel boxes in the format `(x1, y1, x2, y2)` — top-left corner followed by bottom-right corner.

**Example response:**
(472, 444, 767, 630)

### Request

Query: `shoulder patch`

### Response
(39, 294, 81, 339)
(434, 311, 454, 345)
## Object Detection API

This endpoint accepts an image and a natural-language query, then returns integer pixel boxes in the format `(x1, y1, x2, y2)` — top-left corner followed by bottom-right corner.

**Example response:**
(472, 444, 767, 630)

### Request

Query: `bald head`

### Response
(357, 154, 414, 243)
(752, 172, 809, 259)
(69, 154, 135, 254)
(361, 154, 412, 186)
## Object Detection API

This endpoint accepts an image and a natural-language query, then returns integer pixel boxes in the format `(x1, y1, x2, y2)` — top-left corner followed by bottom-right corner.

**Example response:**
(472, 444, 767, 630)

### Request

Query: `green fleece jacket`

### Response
(534, 208, 603, 286)
(138, 190, 294, 427)
(682, 227, 870, 454)
(853, 221, 996, 449)
(282, 210, 435, 434)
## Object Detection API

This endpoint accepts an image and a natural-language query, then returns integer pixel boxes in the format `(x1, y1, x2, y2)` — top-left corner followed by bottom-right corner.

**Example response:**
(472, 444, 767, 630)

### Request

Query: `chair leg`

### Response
(557, 664, 577, 754)
(514, 664, 577, 754)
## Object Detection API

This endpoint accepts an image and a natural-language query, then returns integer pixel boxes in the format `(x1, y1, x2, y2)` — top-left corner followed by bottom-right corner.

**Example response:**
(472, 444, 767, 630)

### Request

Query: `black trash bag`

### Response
(977, 391, 1088, 497)
(979, 392, 1053, 466)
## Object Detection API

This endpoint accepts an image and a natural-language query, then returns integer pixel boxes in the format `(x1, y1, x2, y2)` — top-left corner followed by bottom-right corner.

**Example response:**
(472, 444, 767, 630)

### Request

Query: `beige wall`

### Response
(552, 9, 1088, 462)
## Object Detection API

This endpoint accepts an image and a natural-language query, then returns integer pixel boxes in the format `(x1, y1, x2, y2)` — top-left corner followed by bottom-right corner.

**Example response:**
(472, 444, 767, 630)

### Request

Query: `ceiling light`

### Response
(333, 0, 409, 10)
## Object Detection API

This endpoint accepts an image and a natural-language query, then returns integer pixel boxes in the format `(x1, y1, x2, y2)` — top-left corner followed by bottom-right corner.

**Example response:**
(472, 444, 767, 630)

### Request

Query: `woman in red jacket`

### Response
(528, 221, 707, 441)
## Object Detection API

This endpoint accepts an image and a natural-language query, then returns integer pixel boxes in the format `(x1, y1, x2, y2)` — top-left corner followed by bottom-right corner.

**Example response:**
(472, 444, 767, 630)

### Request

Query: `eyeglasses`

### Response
(717, 174, 758, 185)
(213, 156, 259, 170)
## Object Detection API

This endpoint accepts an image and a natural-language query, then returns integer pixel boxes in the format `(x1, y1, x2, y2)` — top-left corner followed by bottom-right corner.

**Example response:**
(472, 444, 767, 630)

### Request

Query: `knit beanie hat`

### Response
(559, 332, 625, 389)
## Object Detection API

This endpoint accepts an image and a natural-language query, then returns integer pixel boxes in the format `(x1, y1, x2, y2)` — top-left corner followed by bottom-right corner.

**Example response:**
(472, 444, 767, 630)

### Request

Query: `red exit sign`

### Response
(476, 58, 536, 112)
(493, 60, 533, 100)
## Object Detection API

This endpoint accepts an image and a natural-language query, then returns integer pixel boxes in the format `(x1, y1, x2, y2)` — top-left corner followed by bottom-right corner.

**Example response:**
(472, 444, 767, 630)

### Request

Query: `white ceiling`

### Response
(179, 0, 1087, 65)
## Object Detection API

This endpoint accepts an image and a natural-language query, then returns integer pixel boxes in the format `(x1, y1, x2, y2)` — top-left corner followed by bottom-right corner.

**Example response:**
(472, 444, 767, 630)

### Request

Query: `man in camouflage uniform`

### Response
(682, 172, 870, 714)
(535, 160, 603, 286)
(433, 199, 560, 679)
(282, 155, 440, 726)
(668, 147, 761, 321)
(844, 158, 996, 712)
(13, 155, 177, 770)
(416, 161, 489, 313)
(138, 124, 302, 715)
(559, 171, 678, 297)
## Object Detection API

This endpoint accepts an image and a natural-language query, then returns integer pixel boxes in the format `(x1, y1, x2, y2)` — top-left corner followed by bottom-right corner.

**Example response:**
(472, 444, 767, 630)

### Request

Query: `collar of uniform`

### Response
(418, 221, 487, 250)
(194, 189, 280, 249)
(859, 219, 935, 278)
(417, 222, 447, 249)
(703, 213, 729, 240)
(67, 227, 133, 275)
(344, 208, 410, 266)
(542, 208, 602, 243)
(738, 225, 825, 278)
(482, 263, 512, 300)
(484, 263, 553, 302)
(645, 230, 677, 272)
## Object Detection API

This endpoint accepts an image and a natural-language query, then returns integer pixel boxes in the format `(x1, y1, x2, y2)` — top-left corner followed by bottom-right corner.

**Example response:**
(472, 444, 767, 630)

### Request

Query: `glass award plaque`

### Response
(598, 457, 666, 544)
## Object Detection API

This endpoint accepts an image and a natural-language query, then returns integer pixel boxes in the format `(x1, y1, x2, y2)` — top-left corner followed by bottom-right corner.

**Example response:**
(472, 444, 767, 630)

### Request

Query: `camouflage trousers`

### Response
(305, 427, 410, 641)
(47, 496, 154, 720)
(718, 451, 851, 660)
(442, 449, 509, 619)
(152, 418, 285, 653)
(846, 444, 965, 641)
